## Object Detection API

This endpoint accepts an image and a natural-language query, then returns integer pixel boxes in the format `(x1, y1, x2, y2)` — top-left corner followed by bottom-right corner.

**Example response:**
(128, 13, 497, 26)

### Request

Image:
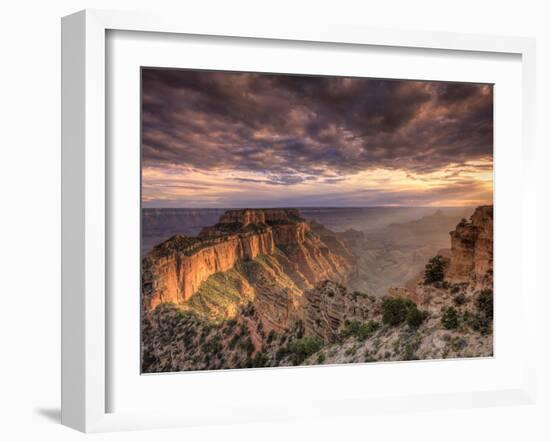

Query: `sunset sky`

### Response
(141, 69, 493, 208)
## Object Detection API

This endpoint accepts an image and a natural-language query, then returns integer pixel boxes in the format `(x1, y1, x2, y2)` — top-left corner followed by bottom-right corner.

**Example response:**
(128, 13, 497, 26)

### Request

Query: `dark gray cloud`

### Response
(142, 69, 493, 184)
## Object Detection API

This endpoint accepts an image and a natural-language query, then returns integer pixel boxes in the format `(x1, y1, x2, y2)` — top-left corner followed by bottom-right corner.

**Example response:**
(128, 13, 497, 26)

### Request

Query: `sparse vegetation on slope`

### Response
(142, 273, 493, 372)
(285, 336, 324, 365)
(186, 268, 254, 322)
(340, 320, 380, 341)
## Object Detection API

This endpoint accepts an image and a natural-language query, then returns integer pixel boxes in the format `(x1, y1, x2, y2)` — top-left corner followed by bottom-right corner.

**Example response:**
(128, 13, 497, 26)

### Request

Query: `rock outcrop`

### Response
(216, 208, 302, 226)
(303, 281, 376, 341)
(446, 205, 493, 287)
(142, 209, 354, 311)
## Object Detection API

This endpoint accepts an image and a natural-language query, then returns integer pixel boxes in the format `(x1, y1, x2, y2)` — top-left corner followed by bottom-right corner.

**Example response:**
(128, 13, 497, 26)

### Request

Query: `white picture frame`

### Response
(61, 9, 538, 433)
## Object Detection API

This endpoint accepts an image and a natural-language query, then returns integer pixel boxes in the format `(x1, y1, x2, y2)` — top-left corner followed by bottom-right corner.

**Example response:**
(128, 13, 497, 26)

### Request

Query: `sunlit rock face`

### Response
(216, 208, 302, 227)
(142, 209, 354, 311)
(142, 231, 276, 309)
(446, 205, 493, 287)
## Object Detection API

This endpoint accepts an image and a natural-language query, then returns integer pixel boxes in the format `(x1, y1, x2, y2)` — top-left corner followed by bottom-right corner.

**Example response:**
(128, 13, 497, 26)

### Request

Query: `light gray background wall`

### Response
(0, 1, 548, 440)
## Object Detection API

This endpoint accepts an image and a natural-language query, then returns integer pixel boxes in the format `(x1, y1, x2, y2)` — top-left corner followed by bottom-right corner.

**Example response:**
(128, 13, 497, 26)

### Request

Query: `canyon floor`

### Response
(141, 206, 493, 373)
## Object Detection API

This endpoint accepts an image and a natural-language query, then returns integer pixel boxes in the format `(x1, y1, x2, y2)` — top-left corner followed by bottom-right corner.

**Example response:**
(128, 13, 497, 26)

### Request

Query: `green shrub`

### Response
(441, 307, 459, 330)
(382, 298, 413, 325)
(316, 352, 326, 364)
(424, 255, 447, 284)
(286, 336, 324, 365)
(141, 349, 157, 372)
(476, 290, 493, 319)
(251, 352, 268, 368)
(406, 307, 426, 329)
(463, 289, 493, 335)
(382, 297, 420, 327)
(275, 347, 288, 362)
(341, 320, 380, 340)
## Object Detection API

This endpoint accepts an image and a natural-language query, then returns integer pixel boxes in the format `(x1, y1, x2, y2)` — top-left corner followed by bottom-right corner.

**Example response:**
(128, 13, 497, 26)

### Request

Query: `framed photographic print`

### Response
(61, 9, 538, 432)
(140, 68, 495, 374)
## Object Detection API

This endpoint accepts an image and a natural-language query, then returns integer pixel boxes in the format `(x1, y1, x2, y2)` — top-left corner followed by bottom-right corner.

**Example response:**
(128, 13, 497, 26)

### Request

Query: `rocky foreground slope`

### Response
(141, 206, 493, 372)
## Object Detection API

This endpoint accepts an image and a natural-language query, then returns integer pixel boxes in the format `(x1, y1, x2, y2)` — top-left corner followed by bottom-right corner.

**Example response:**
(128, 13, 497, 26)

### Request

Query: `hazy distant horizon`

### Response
(141, 205, 474, 255)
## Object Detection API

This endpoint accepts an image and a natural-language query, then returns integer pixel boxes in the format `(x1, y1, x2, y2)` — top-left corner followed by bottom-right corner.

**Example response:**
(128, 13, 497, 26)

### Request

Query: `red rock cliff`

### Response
(143, 230, 276, 309)
(142, 209, 354, 310)
(446, 205, 493, 286)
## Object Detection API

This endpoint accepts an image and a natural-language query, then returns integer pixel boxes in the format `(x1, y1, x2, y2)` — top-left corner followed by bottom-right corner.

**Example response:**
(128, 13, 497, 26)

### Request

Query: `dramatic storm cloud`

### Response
(142, 68, 493, 207)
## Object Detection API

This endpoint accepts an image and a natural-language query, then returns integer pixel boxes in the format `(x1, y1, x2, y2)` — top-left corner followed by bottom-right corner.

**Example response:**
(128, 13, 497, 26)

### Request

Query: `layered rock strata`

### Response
(446, 205, 493, 286)
(142, 209, 354, 311)
(303, 281, 376, 341)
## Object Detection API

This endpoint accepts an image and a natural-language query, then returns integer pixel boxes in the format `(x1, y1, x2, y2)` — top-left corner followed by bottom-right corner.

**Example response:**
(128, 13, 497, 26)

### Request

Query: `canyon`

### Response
(141, 206, 493, 372)
(142, 208, 353, 322)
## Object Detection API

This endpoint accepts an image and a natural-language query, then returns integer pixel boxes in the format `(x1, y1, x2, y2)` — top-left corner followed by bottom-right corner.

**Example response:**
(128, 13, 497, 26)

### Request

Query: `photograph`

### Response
(140, 68, 494, 373)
